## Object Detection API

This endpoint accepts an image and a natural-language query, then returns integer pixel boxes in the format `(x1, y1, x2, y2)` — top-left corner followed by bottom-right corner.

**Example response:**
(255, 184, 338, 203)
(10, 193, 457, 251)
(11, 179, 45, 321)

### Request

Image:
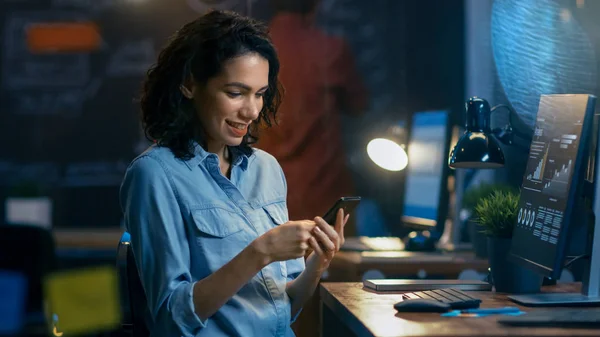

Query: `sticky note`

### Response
(26, 22, 101, 53)
(0, 270, 28, 335)
(45, 266, 121, 335)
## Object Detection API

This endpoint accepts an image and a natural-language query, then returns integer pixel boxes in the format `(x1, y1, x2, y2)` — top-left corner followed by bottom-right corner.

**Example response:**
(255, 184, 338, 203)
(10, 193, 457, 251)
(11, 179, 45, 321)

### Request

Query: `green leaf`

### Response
(473, 190, 520, 238)
(462, 183, 518, 210)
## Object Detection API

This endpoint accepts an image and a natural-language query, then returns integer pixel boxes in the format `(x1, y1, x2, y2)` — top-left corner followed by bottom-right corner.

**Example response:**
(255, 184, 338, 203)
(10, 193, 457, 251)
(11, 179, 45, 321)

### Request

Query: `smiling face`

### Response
(181, 52, 270, 154)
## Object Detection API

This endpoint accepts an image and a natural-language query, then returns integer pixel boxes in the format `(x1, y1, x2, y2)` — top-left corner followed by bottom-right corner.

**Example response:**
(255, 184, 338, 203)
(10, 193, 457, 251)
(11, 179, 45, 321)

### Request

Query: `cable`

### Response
(491, 104, 516, 126)
(490, 104, 532, 140)
(563, 254, 590, 269)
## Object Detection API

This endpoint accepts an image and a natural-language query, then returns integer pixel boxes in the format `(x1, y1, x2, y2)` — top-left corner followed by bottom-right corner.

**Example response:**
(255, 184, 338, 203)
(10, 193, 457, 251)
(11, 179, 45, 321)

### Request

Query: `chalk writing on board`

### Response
(52, 0, 118, 12)
(63, 161, 129, 187)
(12, 91, 83, 115)
(106, 38, 155, 77)
(0, 12, 109, 115)
(84, 77, 103, 99)
(0, 161, 128, 187)
(0, 161, 61, 186)
(10, 75, 102, 116)
(1, 12, 91, 89)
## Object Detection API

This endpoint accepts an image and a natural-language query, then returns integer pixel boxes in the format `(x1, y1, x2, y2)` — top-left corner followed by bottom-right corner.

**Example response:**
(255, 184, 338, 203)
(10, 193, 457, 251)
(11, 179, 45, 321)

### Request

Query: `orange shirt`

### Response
(259, 13, 367, 221)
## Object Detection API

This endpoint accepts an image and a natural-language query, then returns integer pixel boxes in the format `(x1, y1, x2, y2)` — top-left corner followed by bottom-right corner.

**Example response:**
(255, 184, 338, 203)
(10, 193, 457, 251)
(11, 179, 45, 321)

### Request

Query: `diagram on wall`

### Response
(491, 0, 597, 128)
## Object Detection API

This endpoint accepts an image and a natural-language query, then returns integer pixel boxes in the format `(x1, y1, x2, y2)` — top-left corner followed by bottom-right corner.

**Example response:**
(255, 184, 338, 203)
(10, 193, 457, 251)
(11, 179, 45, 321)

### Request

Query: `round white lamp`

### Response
(366, 138, 408, 171)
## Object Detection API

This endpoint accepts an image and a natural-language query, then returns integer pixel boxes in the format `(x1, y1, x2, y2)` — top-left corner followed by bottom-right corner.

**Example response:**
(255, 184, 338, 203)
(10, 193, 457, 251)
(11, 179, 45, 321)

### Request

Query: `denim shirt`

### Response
(119, 143, 305, 337)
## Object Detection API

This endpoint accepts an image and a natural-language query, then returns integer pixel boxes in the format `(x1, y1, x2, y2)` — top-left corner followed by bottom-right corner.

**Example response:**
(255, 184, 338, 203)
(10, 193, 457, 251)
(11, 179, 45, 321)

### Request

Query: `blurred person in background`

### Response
(260, 2, 368, 336)
(260, 0, 368, 230)
(120, 10, 349, 337)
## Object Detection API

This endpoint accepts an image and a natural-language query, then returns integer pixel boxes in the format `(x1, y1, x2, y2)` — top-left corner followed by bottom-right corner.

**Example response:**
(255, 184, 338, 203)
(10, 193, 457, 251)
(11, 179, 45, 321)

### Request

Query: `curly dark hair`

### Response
(140, 10, 284, 160)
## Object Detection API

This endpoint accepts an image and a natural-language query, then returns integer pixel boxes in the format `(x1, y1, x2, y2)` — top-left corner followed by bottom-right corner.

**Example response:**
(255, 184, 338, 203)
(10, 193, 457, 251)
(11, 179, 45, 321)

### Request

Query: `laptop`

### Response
(363, 279, 492, 292)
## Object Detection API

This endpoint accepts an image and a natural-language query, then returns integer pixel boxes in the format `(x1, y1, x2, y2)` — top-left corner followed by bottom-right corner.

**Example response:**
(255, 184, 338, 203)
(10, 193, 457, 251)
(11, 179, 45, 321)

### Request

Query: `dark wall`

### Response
(404, 0, 465, 122)
(0, 0, 465, 230)
(384, 0, 465, 234)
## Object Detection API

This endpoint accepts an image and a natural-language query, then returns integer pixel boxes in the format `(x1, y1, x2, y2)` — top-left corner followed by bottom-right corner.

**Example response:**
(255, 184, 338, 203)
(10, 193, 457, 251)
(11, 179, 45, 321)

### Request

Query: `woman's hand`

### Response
(251, 220, 316, 265)
(307, 208, 349, 271)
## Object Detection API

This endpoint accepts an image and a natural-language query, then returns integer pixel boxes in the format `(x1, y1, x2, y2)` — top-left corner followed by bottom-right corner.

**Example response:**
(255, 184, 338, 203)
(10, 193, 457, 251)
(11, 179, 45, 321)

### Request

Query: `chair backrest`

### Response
(116, 232, 150, 337)
(116, 233, 133, 334)
(0, 224, 56, 319)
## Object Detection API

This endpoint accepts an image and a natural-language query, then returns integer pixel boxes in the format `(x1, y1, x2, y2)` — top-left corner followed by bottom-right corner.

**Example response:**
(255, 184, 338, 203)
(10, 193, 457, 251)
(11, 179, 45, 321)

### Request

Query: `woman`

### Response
(120, 9, 348, 337)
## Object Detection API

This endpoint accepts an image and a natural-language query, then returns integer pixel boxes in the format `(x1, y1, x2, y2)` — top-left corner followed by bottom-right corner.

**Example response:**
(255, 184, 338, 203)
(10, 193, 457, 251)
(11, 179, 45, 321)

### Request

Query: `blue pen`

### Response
(460, 307, 521, 314)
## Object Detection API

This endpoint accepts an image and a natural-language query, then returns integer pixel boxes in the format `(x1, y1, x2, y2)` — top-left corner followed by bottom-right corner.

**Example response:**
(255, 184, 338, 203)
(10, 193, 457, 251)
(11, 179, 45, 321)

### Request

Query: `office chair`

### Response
(116, 232, 150, 337)
(0, 224, 56, 321)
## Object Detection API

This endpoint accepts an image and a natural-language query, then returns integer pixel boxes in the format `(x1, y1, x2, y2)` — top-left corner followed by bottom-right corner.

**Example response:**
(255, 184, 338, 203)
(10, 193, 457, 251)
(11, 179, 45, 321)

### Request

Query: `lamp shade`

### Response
(448, 131, 504, 168)
(448, 97, 505, 169)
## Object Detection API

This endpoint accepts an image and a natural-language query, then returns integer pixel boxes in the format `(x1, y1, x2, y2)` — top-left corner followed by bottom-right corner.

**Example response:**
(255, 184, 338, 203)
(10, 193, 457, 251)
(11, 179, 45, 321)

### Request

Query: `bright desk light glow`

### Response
(367, 138, 408, 171)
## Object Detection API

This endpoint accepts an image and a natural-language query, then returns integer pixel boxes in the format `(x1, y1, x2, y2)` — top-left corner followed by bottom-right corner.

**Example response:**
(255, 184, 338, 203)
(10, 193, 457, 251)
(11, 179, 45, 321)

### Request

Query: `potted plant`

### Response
(462, 183, 517, 258)
(474, 190, 543, 293)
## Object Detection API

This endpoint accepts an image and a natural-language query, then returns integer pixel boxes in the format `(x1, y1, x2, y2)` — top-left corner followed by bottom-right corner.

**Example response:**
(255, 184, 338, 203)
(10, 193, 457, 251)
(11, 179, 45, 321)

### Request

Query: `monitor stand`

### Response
(509, 126, 600, 306)
(508, 293, 600, 306)
(508, 217, 600, 305)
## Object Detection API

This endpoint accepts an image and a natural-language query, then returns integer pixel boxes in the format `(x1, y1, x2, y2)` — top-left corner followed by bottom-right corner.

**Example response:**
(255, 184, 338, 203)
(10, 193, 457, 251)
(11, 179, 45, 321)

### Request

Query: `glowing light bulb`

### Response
(366, 138, 408, 171)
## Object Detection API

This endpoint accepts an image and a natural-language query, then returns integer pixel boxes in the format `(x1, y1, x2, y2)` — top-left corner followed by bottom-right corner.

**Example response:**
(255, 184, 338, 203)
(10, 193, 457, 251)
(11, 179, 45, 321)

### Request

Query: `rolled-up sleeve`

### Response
(275, 157, 307, 324)
(285, 256, 305, 324)
(285, 257, 305, 283)
(275, 158, 305, 285)
(120, 156, 206, 336)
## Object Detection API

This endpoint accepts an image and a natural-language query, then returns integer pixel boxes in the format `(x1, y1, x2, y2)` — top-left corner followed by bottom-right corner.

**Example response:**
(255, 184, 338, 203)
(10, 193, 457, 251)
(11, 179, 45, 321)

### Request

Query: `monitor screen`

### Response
(402, 110, 449, 228)
(510, 94, 595, 278)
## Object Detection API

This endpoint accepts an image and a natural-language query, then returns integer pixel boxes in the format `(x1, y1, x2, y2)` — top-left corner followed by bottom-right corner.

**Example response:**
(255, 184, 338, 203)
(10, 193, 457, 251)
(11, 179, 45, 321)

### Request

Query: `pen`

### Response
(460, 307, 521, 314)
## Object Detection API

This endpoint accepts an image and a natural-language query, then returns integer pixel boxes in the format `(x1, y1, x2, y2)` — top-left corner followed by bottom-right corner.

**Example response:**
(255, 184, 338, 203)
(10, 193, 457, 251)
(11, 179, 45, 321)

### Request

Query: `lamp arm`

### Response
(490, 104, 533, 147)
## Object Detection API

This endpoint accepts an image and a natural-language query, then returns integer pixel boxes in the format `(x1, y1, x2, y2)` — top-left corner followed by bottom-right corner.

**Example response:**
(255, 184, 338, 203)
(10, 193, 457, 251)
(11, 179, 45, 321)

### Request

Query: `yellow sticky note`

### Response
(45, 266, 121, 335)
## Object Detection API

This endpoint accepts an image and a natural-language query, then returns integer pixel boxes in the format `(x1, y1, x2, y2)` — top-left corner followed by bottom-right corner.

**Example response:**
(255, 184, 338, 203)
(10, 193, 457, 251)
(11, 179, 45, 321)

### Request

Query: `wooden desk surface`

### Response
(327, 251, 489, 281)
(53, 228, 122, 249)
(320, 282, 598, 337)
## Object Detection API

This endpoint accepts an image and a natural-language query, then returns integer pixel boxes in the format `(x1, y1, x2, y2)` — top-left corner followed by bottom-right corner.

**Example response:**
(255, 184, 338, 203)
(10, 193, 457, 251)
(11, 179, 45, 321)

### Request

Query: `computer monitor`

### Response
(402, 110, 451, 234)
(508, 94, 600, 306)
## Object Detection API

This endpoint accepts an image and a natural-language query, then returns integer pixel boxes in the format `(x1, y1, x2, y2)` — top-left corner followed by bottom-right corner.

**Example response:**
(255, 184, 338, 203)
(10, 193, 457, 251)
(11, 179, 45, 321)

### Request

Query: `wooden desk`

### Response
(320, 282, 598, 337)
(53, 228, 122, 250)
(294, 251, 489, 337)
(326, 251, 489, 281)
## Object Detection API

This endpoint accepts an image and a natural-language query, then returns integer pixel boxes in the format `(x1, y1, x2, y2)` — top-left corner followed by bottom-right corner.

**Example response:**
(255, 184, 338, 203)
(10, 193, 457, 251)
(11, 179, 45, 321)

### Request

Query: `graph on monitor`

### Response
(523, 126, 580, 199)
(512, 94, 593, 273)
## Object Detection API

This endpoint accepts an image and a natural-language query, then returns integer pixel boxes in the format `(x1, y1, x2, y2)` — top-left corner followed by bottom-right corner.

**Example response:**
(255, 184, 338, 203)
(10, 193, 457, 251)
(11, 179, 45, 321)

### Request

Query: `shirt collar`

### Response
(184, 141, 252, 171)
(230, 146, 251, 171)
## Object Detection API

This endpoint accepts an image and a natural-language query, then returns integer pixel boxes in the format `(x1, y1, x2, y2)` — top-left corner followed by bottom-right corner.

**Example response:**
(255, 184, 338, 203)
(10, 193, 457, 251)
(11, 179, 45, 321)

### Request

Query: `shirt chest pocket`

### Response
(261, 201, 290, 277)
(191, 206, 250, 271)
(262, 201, 289, 227)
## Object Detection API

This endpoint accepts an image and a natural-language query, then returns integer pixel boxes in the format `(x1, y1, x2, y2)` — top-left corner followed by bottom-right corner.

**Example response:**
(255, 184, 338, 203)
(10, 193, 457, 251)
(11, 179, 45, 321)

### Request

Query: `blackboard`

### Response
(0, 0, 254, 228)
(0, 0, 407, 228)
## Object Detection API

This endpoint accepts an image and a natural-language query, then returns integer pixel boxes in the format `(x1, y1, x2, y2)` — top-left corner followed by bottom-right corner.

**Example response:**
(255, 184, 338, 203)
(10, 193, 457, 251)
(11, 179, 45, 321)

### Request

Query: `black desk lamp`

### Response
(449, 97, 532, 169)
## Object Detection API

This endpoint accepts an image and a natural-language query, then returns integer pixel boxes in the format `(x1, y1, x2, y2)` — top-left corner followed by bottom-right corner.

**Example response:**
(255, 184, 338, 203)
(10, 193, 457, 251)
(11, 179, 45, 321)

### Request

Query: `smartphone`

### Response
(322, 196, 361, 225)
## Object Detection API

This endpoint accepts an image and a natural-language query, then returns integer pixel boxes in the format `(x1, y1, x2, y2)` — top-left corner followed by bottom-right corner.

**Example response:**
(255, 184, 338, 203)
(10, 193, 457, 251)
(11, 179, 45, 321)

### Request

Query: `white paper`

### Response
(5, 197, 52, 229)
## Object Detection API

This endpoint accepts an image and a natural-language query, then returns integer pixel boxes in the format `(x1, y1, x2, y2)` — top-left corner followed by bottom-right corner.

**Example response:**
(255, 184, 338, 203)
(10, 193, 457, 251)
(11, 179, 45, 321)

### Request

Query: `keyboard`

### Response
(498, 309, 600, 327)
(401, 288, 482, 310)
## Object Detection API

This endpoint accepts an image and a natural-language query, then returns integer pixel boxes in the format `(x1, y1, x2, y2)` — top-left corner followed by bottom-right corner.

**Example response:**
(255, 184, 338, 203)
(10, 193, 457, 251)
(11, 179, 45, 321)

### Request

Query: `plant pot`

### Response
(468, 219, 488, 258)
(487, 237, 543, 294)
